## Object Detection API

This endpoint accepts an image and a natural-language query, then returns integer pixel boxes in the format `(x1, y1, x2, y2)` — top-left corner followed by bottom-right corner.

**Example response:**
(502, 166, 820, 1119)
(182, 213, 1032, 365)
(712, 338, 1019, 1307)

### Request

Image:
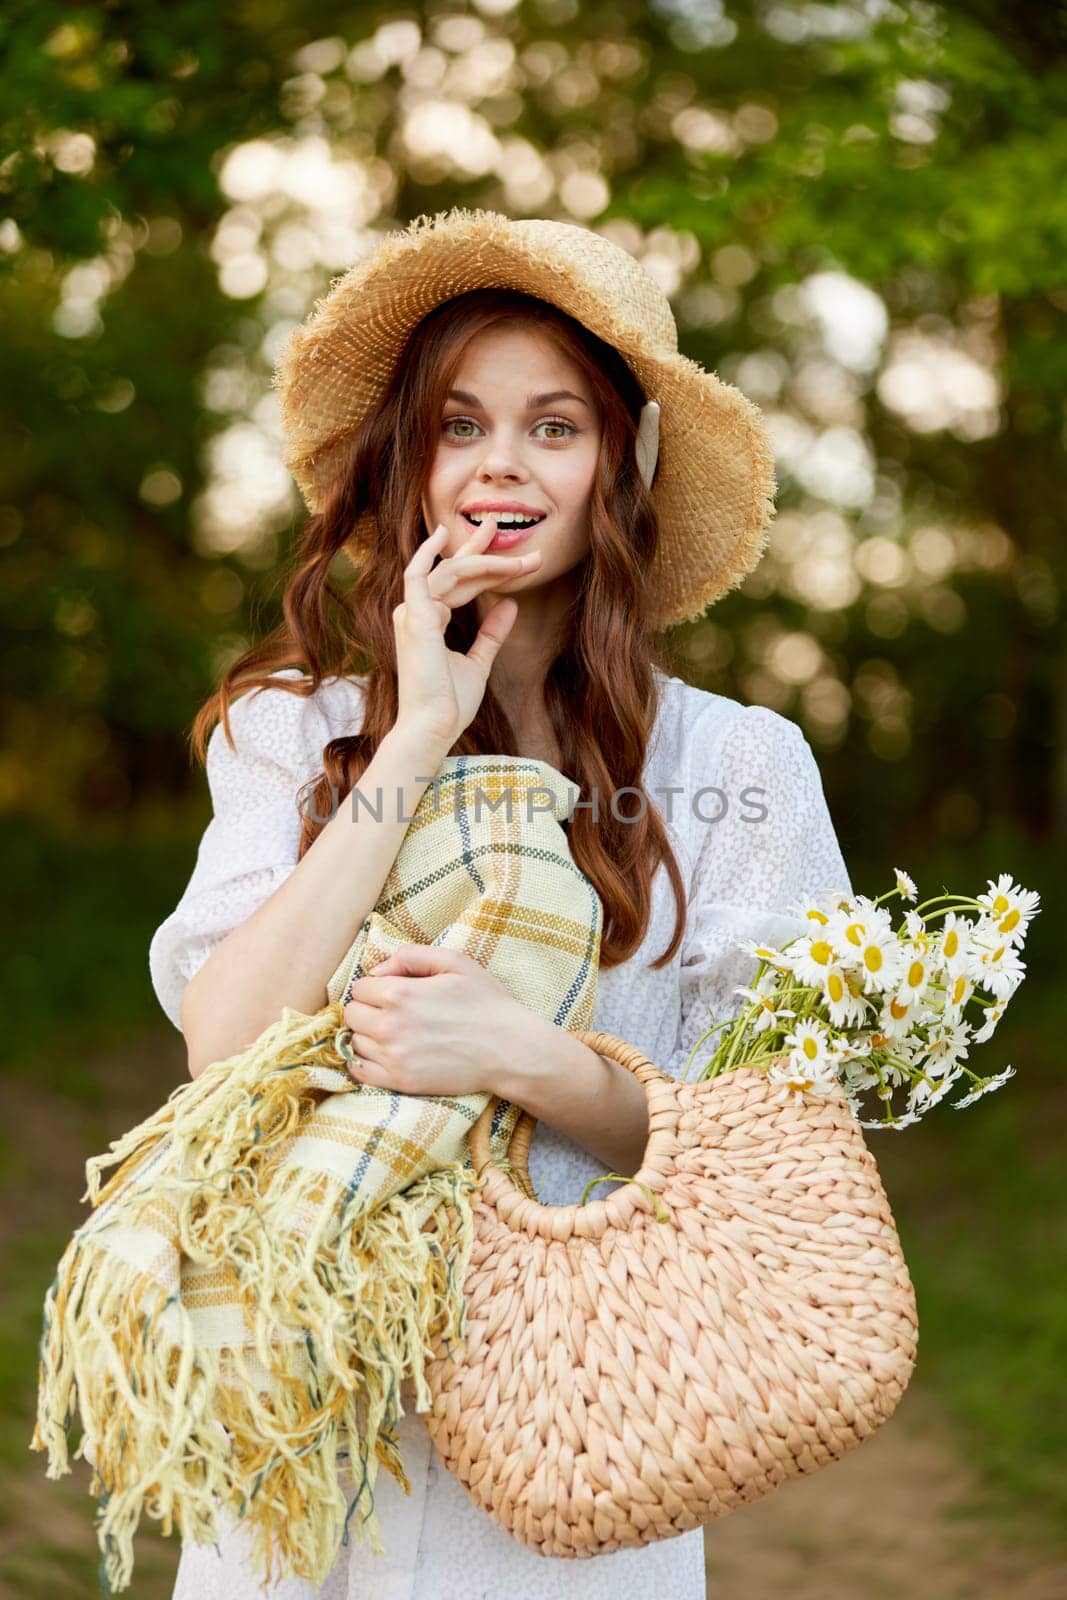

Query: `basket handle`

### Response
(467, 1028, 669, 1182)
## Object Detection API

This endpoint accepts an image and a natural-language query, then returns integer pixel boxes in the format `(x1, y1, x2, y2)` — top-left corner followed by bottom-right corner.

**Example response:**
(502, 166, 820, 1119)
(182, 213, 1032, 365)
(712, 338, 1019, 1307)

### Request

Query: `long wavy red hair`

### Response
(190, 288, 688, 970)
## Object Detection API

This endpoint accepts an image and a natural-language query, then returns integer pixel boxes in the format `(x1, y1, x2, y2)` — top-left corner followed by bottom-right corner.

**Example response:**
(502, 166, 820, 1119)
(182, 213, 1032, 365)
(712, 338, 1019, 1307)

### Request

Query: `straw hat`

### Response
(272, 207, 777, 632)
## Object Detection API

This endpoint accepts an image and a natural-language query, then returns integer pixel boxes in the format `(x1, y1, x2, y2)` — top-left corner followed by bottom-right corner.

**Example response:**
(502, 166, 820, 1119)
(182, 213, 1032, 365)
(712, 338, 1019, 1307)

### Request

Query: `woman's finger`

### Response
(464, 597, 519, 674)
(427, 549, 540, 603)
(394, 594, 451, 632)
(340, 1025, 379, 1054)
(404, 541, 467, 633)
(342, 994, 388, 1031)
(404, 524, 447, 573)
(344, 1050, 392, 1087)
(400, 528, 449, 606)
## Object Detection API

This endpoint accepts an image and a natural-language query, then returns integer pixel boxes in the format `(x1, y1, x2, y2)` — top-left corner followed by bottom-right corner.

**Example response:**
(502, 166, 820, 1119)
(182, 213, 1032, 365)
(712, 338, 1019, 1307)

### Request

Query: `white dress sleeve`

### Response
(663, 704, 854, 1080)
(147, 671, 340, 1031)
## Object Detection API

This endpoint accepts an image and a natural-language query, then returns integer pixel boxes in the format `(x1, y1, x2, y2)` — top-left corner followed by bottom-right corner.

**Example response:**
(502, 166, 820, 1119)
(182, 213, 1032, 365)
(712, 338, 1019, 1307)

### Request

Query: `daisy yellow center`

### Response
(993, 894, 1009, 913)
(827, 972, 844, 1001)
(999, 909, 1020, 932)
(870, 1033, 888, 1048)
(952, 974, 967, 1003)
(807, 909, 829, 925)
(890, 997, 909, 1019)
(810, 939, 833, 966)
(863, 944, 883, 972)
(845, 923, 864, 946)
(801, 1036, 819, 1060)
(908, 959, 925, 987)
(944, 929, 958, 957)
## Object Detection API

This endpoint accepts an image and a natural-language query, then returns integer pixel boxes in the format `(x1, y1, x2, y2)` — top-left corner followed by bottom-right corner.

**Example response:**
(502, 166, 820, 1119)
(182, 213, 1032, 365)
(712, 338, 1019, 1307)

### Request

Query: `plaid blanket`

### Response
(32, 754, 602, 1594)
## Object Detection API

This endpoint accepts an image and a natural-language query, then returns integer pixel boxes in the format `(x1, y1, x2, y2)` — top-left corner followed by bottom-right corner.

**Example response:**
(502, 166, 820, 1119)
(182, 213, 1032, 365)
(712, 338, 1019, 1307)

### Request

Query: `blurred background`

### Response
(1, 1, 1064, 1595)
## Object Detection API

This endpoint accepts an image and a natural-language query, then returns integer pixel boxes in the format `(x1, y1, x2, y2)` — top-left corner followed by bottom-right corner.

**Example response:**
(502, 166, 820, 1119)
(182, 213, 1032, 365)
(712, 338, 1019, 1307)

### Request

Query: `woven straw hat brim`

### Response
(272, 208, 778, 632)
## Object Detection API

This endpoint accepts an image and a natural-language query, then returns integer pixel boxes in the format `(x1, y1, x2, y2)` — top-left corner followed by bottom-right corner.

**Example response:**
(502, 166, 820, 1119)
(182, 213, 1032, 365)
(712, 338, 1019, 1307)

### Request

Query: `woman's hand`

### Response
(340, 944, 526, 1098)
(394, 520, 542, 747)
(341, 943, 651, 1172)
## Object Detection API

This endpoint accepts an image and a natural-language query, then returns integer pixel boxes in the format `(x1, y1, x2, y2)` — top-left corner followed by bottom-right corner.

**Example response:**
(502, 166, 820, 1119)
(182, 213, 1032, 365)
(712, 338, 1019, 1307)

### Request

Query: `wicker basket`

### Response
(423, 1028, 918, 1557)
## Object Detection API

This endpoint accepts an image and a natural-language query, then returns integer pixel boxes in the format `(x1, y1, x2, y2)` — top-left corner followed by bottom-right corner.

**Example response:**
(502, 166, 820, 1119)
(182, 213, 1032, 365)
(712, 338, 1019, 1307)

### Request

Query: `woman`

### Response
(150, 209, 853, 1599)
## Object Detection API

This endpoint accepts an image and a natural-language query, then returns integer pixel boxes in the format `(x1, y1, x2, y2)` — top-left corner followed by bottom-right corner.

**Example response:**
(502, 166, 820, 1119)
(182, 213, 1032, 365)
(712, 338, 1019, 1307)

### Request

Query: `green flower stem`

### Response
(679, 1016, 735, 1084)
(580, 1172, 670, 1221)
(911, 897, 979, 917)
(693, 973, 831, 1084)
(870, 1059, 897, 1123)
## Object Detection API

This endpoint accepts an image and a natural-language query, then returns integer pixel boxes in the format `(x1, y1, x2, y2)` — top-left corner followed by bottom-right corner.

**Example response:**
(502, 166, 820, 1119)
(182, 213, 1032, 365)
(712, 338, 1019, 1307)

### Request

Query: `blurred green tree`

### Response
(0, 0, 1062, 872)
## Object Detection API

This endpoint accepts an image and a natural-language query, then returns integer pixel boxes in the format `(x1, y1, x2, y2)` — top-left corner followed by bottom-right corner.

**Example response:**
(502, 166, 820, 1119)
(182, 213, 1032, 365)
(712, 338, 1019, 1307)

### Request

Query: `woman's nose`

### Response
(476, 434, 527, 481)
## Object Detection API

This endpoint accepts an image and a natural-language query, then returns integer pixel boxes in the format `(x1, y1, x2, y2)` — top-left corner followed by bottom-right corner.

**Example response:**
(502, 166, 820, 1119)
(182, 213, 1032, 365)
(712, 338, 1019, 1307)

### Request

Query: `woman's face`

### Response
(421, 325, 601, 592)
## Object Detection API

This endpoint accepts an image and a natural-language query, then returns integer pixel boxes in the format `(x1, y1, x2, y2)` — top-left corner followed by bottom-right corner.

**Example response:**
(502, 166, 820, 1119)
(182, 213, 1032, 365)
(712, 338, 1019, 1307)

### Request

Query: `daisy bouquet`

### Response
(681, 872, 1041, 1130)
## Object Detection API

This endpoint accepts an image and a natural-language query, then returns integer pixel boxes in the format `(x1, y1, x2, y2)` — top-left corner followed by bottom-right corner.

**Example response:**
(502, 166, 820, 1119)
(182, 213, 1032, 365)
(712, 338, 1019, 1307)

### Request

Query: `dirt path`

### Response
(5, 1030, 1066, 1599)
(705, 1383, 1067, 1599)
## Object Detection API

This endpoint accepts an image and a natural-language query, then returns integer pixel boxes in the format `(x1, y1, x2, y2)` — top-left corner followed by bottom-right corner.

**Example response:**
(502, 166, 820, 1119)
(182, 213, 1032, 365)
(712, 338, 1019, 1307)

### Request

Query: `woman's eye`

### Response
(442, 416, 576, 441)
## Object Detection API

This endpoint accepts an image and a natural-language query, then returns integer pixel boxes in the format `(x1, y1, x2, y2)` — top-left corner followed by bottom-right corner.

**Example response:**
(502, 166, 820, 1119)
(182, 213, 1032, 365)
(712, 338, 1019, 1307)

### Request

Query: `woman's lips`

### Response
(461, 512, 545, 552)
(487, 522, 539, 551)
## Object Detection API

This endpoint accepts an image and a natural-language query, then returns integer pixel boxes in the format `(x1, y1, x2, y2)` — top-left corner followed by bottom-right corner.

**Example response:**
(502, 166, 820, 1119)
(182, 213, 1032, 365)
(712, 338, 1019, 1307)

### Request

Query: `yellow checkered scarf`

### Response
(33, 754, 601, 1594)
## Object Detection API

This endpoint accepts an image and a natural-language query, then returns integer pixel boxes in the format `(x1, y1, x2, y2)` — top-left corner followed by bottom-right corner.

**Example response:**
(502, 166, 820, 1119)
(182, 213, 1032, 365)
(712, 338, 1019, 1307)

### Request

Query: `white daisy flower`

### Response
(898, 940, 935, 1003)
(735, 964, 782, 1001)
(868, 1108, 923, 1131)
(920, 1017, 972, 1077)
(908, 1066, 964, 1111)
(822, 964, 868, 1029)
(783, 1018, 833, 1070)
(789, 888, 855, 934)
(797, 900, 832, 931)
(840, 1028, 878, 1058)
(737, 938, 798, 976)
(828, 898, 904, 989)
(952, 1064, 1016, 1108)
(768, 1054, 840, 1101)
(713, 867, 1030, 1132)
(971, 999, 1007, 1044)
(893, 867, 918, 901)
(942, 967, 976, 1017)
(789, 931, 842, 989)
(842, 1059, 880, 1094)
(733, 983, 797, 1036)
(968, 928, 1026, 1001)
(855, 923, 907, 996)
(975, 876, 1041, 946)
(938, 911, 975, 979)
(880, 988, 923, 1037)
(828, 893, 894, 944)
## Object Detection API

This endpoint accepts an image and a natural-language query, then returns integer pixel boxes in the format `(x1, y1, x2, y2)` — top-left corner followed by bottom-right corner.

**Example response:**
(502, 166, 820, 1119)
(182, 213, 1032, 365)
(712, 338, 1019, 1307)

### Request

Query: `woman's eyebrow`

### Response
(445, 388, 590, 410)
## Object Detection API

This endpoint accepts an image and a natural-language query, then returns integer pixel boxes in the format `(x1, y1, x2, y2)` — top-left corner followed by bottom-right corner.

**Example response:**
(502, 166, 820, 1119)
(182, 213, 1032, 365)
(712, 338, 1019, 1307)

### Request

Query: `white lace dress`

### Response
(149, 665, 853, 1600)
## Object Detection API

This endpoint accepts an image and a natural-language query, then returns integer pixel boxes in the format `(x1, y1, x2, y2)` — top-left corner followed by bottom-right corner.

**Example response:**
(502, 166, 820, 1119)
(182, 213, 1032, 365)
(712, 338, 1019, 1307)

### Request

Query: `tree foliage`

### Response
(1, 0, 1063, 865)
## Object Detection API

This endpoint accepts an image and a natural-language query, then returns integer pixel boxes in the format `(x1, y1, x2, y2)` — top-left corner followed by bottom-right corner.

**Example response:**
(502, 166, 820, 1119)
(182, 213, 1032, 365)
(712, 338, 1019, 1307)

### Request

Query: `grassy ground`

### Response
(2, 817, 1063, 1595)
